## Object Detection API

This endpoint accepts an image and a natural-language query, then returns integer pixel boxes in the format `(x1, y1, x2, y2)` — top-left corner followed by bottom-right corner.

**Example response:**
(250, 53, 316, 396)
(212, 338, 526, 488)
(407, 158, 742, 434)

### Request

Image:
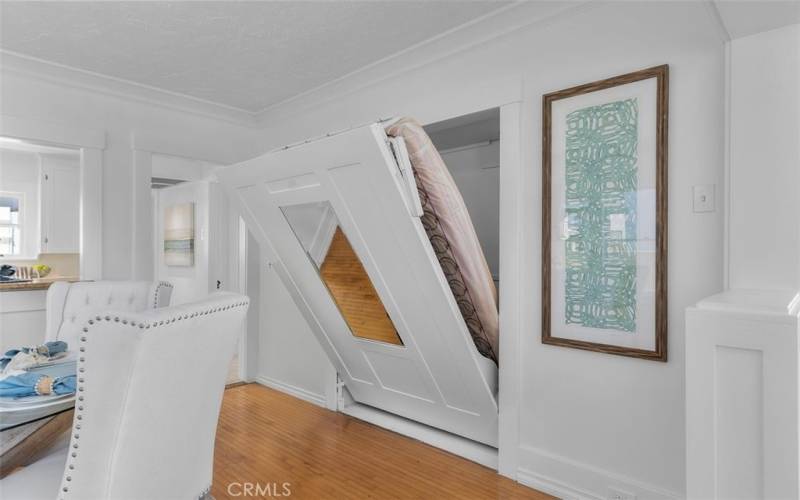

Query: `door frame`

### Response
(497, 101, 523, 478)
(0, 115, 105, 280)
(135, 136, 253, 383)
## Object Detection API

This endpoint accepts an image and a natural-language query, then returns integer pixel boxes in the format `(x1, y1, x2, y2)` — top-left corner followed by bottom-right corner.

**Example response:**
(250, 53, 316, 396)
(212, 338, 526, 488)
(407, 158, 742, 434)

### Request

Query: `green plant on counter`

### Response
(32, 264, 51, 278)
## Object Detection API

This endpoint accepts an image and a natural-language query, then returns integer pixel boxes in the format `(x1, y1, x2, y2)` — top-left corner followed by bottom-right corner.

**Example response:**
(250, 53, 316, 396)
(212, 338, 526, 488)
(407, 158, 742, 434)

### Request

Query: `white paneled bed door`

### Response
(217, 123, 498, 446)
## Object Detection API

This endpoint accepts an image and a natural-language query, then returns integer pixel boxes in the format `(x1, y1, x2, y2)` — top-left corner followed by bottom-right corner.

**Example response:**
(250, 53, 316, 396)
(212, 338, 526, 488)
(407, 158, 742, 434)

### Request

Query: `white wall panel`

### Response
(728, 24, 800, 292)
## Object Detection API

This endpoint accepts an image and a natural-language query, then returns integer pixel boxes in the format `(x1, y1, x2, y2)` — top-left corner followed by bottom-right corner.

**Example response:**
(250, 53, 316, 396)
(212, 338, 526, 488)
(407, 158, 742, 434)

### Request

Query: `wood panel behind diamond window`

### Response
(319, 227, 403, 346)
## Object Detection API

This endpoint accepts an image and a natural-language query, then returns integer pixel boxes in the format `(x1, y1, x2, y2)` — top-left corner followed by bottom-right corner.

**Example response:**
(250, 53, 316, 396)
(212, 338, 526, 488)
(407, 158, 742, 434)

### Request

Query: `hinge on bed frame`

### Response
(336, 374, 346, 410)
(387, 137, 424, 218)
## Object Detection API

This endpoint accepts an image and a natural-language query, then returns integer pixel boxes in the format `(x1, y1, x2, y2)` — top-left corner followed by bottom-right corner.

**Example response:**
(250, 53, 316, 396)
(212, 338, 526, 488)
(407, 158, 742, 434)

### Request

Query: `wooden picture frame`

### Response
(542, 65, 668, 361)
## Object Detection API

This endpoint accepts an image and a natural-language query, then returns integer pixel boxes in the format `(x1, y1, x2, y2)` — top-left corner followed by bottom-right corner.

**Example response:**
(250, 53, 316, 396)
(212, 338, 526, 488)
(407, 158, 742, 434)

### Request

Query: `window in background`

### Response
(0, 193, 23, 256)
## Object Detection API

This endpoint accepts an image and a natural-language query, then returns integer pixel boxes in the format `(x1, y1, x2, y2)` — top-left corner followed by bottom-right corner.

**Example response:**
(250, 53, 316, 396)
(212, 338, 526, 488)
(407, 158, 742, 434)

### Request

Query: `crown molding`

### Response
(0, 114, 106, 149)
(253, 1, 594, 126)
(0, 50, 258, 127)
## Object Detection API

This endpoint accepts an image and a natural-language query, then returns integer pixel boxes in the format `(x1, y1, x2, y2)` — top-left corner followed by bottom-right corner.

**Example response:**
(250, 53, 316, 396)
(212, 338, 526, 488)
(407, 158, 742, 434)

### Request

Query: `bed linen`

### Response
(386, 118, 499, 364)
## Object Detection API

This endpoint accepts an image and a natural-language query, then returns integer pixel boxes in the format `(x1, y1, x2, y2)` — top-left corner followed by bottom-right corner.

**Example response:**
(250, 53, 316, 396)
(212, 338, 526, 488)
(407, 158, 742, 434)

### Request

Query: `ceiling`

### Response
(714, 0, 800, 39)
(0, 1, 510, 113)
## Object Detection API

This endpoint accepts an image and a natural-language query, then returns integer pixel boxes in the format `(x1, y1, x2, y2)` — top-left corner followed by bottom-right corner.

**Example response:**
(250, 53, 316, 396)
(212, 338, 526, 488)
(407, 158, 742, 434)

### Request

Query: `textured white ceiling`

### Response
(0, 1, 510, 112)
(714, 0, 800, 39)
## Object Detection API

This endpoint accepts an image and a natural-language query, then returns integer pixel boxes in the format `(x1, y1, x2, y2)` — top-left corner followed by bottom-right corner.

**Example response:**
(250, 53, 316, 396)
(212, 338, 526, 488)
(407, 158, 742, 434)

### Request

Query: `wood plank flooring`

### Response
(213, 384, 552, 499)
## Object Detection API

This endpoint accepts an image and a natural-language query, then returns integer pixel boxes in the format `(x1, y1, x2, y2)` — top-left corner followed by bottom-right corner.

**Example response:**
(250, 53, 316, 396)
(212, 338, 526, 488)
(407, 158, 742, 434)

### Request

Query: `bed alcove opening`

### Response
(334, 108, 504, 457)
(424, 108, 501, 298)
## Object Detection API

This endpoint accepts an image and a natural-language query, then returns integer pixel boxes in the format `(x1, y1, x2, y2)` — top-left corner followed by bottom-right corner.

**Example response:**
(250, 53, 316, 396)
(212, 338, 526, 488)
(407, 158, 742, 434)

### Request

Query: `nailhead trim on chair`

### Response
(198, 484, 212, 499)
(58, 297, 249, 500)
(153, 281, 174, 309)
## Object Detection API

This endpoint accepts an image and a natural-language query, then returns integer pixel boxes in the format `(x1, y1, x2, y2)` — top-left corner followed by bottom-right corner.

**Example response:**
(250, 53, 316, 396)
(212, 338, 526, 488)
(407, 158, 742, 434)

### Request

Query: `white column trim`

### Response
(498, 101, 524, 478)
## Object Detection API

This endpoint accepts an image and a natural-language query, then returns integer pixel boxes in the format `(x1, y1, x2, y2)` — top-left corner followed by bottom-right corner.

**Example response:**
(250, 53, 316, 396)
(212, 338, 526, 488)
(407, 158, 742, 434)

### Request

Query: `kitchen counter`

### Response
(0, 277, 82, 292)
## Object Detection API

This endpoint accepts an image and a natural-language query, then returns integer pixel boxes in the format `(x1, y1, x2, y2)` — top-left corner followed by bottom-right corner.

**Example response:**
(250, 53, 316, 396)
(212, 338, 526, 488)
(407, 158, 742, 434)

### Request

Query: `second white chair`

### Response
(45, 280, 173, 347)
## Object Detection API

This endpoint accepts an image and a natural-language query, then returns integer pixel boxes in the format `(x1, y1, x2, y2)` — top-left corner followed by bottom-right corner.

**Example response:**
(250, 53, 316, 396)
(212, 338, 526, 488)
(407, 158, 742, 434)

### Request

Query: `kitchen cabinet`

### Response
(40, 159, 80, 254)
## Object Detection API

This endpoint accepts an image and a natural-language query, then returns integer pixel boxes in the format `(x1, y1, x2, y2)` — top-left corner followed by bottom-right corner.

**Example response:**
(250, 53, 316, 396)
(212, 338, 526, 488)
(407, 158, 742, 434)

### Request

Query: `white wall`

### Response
(257, 264, 335, 405)
(441, 142, 500, 280)
(154, 181, 210, 305)
(252, 2, 726, 497)
(728, 23, 800, 292)
(0, 149, 40, 258)
(0, 71, 260, 279)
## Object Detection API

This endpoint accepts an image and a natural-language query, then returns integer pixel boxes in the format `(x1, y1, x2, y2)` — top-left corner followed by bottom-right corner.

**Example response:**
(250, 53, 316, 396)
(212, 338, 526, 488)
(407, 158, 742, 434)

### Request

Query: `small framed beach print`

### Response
(164, 202, 195, 267)
(542, 65, 668, 361)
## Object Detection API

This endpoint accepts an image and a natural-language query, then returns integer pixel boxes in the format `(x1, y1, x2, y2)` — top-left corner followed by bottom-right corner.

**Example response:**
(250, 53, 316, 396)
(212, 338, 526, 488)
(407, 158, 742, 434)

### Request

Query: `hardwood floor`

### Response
(213, 384, 552, 499)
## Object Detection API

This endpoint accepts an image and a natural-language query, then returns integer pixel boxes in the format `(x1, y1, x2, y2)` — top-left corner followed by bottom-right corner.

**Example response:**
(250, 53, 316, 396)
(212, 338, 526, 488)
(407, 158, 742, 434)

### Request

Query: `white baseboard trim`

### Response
(342, 402, 499, 470)
(517, 468, 601, 500)
(255, 376, 327, 408)
(517, 445, 682, 500)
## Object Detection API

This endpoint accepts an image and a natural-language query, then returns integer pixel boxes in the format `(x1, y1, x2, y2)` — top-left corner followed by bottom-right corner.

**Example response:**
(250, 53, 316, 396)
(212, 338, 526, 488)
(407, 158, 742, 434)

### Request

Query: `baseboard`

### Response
(517, 469, 601, 500)
(255, 376, 327, 408)
(516, 445, 682, 500)
(342, 402, 499, 470)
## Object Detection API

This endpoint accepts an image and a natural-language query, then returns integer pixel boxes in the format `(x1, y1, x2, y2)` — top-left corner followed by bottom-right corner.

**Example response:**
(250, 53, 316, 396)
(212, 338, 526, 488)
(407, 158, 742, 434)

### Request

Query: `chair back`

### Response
(59, 292, 247, 500)
(46, 281, 173, 347)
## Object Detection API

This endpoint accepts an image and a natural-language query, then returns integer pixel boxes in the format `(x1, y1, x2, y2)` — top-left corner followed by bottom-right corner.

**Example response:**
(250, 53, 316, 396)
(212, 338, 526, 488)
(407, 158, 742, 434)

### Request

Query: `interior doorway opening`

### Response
(149, 152, 243, 384)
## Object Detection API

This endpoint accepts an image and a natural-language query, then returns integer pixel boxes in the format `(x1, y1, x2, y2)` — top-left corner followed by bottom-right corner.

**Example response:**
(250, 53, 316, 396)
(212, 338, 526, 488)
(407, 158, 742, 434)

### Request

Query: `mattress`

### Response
(385, 118, 499, 364)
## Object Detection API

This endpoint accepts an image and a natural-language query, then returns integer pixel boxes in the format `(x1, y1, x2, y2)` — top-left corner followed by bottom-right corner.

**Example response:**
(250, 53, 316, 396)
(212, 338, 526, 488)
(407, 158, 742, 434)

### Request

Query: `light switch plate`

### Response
(693, 184, 715, 213)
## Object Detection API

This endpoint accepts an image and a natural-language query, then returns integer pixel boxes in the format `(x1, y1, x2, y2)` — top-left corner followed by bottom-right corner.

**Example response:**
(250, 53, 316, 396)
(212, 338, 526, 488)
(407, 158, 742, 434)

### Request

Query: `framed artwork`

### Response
(542, 65, 668, 361)
(164, 202, 195, 267)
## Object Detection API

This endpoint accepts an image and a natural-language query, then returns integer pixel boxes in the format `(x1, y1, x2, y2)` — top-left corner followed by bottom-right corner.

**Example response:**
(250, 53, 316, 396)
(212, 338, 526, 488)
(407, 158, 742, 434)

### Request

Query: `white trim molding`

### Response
(0, 114, 105, 150)
(517, 445, 682, 500)
(1, 50, 257, 127)
(497, 101, 523, 479)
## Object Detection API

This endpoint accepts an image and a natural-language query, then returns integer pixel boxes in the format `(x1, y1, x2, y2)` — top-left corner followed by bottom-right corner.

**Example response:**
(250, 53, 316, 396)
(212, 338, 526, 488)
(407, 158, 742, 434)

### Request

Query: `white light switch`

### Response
(693, 184, 715, 213)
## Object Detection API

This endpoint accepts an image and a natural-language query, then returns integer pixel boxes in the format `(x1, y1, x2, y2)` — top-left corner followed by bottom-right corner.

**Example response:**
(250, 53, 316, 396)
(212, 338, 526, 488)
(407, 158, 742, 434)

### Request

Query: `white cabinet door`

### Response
(218, 123, 498, 446)
(41, 160, 80, 253)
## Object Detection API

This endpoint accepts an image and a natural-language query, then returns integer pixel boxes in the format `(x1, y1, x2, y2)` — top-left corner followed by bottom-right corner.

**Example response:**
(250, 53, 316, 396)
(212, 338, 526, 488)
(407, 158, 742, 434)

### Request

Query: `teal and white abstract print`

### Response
(564, 98, 638, 332)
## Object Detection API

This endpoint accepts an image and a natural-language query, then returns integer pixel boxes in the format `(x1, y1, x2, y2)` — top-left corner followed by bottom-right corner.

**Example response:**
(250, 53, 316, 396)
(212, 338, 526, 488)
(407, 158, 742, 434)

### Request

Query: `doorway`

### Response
(150, 153, 243, 384)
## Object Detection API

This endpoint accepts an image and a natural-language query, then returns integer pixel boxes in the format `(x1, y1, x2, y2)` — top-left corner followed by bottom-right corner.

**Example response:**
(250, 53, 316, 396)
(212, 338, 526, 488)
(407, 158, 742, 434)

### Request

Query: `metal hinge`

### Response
(387, 137, 423, 217)
(336, 374, 346, 409)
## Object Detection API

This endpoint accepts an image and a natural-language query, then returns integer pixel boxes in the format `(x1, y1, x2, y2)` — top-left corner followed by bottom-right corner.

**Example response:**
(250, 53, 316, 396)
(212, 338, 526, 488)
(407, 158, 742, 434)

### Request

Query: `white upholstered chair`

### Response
(0, 291, 249, 500)
(45, 280, 173, 348)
